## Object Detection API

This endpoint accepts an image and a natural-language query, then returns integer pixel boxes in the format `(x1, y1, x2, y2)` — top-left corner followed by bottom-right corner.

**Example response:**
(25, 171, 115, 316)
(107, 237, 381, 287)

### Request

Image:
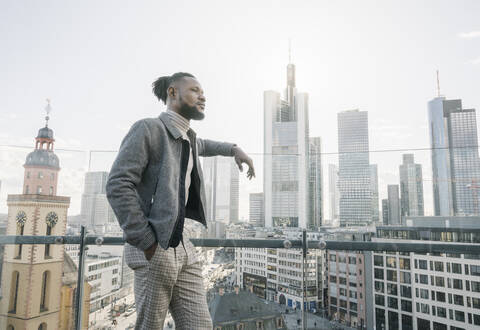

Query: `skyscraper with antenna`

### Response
(428, 72, 480, 216)
(264, 42, 311, 228)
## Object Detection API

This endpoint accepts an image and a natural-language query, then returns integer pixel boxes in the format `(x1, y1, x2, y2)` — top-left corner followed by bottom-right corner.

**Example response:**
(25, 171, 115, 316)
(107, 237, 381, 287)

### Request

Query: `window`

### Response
(474, 314, 480, 326)
(236, 323, 244, 330)
(387, 283, 397, 295)
(420, 288, 429, 299)
(472, 281, 480, 292)
(436, 291, 446, 302)
(256, 321, 264, 330)
(388, 297, 398, 309)
(400, 271, 411, 284)
(374, 255, 383, 266)
(349, 257, 356, 264)
(437, 306, 447, 318)
(44, 225, 52, 258)
(40, 271, 49, 312)
(27, 171, 30, 178)
(435, 276, 445, 287)
(375, 294, 385, 306)
(37, 186, 42, 194)
(454, 294, 464, 306)
(455, 310, 465, 322)
(375, 281, 384, 293)
(452, 263, 462, 274)
(471, 265, 480, 276)
(387, 270, 397, 282)
(453, 279, 463, 290)
(420, 303, 429, 314)
(434, 261, 444, 272)
(8, 271, 20, 313)
(400, 285, 411, 298)
(329, 254, 336, 261)
(417, 259, 428, 269)
(399, 258, 410, 270)
(51, 173, 55, 180)
(419, 274, 428, 284)
(49, 186, 53, 195)
(25, 185, 29, 194)
(374, 268, 384, 280)
(401, 299, 412, 312)
(402, 315, 413, 329)
(38, 172, 43, 179)
(386, 257, 396, 268)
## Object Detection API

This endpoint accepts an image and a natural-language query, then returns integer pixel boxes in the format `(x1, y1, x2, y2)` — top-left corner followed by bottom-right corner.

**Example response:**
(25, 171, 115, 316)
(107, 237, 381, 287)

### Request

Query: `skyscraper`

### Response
(80, 171, 119, 235)
(399, 154, 424, 216)
(249, 193, 264, 227)
(264, 58, 309, 228)
(337, 110, 372, 226)
(308, 137, 323, 228)
(387, 184, 401, 225)
(428, 96, 480, 216)
(370, 164, 379, 223)
(328, 164, 340, 222)
(203, 156, 239, 224)
(381, 199, 389, 225)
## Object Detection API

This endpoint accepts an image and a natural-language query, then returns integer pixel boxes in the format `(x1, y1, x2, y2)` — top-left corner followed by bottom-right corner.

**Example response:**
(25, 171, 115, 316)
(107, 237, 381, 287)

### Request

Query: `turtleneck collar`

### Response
(166, 110, 190, 138)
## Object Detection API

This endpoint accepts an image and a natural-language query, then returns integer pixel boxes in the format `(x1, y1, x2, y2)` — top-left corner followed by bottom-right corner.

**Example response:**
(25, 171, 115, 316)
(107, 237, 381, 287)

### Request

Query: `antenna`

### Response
(436, 70, 441, 97)
(45, 99, 52, 127)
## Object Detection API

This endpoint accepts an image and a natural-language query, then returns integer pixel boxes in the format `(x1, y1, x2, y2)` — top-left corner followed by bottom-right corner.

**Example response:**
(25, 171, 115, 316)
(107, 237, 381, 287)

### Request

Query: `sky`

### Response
(0, 0, 479, 218)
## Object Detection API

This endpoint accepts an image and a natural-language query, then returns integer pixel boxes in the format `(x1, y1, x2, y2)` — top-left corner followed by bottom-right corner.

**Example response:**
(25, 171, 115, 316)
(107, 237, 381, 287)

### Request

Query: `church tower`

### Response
(0, 101, 70, 330)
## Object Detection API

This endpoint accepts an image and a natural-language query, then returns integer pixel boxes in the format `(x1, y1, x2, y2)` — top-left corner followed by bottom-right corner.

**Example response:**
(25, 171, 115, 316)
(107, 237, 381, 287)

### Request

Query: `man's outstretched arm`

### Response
(106, 120, 157, 252)
(197, 138, 255, 179)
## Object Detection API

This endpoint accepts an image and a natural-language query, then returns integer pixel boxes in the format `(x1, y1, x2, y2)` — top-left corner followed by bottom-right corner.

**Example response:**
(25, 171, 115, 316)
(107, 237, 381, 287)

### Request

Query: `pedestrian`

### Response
(107, 72, 255, 330)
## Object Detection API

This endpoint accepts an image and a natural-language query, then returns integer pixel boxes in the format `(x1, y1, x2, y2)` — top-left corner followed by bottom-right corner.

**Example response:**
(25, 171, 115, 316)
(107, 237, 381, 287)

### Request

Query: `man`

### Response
(106, 72, 255, 329)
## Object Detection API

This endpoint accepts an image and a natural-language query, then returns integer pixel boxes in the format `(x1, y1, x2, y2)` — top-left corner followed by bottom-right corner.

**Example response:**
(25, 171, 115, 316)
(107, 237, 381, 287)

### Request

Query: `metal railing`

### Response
(1, 227, 480, 330)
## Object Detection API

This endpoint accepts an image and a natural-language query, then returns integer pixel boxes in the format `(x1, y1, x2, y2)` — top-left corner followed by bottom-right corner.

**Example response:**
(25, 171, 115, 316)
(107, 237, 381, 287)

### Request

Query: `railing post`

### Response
(302, 229, 307, 330)
(75, 226, 87, 330)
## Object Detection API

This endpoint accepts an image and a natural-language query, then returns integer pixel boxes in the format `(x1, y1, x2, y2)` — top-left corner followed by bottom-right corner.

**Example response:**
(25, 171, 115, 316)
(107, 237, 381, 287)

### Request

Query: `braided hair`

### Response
(152, 72, 196, 104)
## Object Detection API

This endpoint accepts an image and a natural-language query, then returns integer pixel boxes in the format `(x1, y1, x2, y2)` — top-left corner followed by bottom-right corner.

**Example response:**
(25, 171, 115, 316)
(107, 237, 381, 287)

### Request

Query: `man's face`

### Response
(175, 77, 206, 120)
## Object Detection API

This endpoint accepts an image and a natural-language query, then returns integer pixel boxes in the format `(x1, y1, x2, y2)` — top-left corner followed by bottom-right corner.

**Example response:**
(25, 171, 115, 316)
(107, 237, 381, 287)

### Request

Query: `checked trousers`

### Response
(125, 226, 213, 330)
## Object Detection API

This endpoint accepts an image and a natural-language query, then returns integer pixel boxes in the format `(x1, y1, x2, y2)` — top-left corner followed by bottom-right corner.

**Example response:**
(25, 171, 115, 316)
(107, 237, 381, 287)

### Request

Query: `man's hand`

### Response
(144, 242, 157, 261)
(232, 146, 255, 180)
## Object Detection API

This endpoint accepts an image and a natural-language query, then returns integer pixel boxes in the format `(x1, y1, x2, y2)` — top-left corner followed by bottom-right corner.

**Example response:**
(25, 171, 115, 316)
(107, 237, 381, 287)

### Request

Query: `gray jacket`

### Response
(106, 112, 235, 251)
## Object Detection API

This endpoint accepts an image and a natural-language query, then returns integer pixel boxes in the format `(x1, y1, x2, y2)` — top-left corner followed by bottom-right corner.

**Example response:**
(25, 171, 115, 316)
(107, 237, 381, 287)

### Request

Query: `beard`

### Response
(178, 98, 205, 121)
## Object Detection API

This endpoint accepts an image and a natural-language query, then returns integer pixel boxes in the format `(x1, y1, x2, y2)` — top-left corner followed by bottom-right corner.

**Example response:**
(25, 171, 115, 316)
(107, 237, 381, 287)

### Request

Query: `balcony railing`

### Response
(1, 229, 479, 329)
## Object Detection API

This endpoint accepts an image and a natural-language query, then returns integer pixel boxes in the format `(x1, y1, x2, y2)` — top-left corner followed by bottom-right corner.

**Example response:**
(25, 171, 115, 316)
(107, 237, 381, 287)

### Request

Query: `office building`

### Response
(382, 199, 389, 225)
(370, 164, 380, 223)
(387, 185, 401, 225)
(328, 164, 340, 222)
(367, 216, 480, 330)
(399, 154, 424, 216)
(337, 110, 372, 226)
(203, 156, 239, 224)
(80, 171, 120, 235)
(249, 193, 264, 227)
(264, 57, 309, 228)
(309, 137, 323, 228)
(428, 96, 480, 216)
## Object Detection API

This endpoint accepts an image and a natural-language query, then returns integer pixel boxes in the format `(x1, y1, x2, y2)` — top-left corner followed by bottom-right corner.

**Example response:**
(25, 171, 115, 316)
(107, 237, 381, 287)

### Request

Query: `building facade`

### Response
(428, 96, 480, 216)
(369, 217, 480, 330)
(308, 137, 323, 229)
(399, 154, 424, 217)
(80, 171, 120, 235)
(249, 192, 264, 227)
(203, 156, 239, 224)
(387, 185, 401, 225)
(370, 164, 380, 223)
(0, 113, 77, 329)
(337, 110, 372, 226)
(264, 59, 309, 228)
(328, 164, 340, 223)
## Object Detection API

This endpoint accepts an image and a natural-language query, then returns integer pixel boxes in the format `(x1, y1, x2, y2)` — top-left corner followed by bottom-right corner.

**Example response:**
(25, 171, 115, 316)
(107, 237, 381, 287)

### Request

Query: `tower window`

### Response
(15, 225, 24, 259)
(25, 185, 29, 194)
(8, 271, 19, 313)
(40, 271, 49, 312)
(45, 225, 52, 258)
(50, 173, 55, 180)
(38, 172, 43, 179)
(26, 172, 30, 178)
(49, 187, 53, 195)
(37, 186, 42, 194)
